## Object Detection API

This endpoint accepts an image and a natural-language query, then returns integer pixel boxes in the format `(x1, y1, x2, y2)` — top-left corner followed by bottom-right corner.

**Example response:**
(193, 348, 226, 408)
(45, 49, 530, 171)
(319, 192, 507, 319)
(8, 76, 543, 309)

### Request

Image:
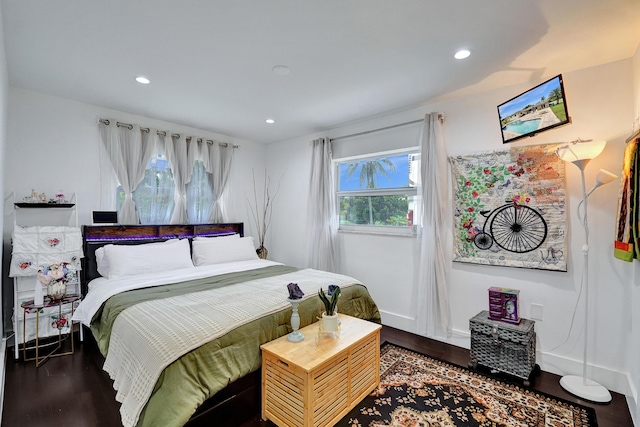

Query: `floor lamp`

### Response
(556, 139, 617, 403)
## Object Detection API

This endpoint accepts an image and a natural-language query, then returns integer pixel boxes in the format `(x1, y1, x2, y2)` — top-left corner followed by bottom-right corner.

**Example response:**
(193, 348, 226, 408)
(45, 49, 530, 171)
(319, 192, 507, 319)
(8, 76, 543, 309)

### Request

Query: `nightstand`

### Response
(469, 310, 537, 385)
(21, 294, 80, 367)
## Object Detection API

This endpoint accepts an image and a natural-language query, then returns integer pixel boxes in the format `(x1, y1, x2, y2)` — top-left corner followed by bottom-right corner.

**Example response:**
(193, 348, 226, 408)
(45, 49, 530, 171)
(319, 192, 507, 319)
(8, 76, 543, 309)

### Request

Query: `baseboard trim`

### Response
(626, 374, 638, 426)
(530, 350, 630, 396)
(379, 310, 417, 333)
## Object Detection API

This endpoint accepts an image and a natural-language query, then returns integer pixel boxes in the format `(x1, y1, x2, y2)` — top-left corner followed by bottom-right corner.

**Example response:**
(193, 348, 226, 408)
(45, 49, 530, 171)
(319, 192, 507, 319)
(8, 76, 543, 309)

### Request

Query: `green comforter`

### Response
(89, 266, 381, 427)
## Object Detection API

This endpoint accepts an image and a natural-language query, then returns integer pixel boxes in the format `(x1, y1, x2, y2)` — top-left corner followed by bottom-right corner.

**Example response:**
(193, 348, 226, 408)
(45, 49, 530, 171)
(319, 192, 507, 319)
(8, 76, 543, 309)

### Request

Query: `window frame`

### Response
(335, 147, 420, 236)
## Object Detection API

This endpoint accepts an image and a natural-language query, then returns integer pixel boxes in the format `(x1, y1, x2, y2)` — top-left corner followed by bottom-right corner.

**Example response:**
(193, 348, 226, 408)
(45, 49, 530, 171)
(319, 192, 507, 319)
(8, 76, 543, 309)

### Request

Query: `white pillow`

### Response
(192, 236, 259, 266)
(193, 233, 240, 241)
(95, 246, 109, 277)
(96, 238, 183, 278)
(103, 238, 194, 279)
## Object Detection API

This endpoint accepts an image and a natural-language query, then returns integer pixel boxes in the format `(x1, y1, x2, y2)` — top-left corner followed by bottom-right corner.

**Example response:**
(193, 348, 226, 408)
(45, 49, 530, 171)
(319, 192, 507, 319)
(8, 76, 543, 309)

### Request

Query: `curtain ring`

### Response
(116, 121, 133, 130)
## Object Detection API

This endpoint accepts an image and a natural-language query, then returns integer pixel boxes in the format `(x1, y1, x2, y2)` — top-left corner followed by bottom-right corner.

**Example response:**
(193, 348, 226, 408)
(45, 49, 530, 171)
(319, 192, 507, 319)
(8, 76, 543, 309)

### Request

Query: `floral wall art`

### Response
(450, 143, 567, 271)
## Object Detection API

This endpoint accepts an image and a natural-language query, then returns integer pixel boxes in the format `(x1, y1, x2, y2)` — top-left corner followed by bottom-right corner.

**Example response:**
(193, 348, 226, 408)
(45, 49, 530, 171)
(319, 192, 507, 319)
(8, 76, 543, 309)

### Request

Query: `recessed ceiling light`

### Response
(135, 76, 150, 84)
(272, 65, 290, 76)
(265, 119, 275, 124)
(454, 49, 471, 60)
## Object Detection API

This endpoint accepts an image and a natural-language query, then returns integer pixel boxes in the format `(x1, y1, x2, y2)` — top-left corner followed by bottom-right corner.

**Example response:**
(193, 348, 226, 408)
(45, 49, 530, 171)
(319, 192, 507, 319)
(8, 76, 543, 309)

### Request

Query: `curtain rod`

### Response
(330, 114, 443, 142)
(99, 119, 239, 148)
(626, 128, 640, 144)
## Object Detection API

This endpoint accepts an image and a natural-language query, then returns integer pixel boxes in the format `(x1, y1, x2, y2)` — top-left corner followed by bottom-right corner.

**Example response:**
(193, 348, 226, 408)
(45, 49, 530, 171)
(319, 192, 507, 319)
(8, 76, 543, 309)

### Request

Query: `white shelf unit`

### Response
(6, 192, 83, 360)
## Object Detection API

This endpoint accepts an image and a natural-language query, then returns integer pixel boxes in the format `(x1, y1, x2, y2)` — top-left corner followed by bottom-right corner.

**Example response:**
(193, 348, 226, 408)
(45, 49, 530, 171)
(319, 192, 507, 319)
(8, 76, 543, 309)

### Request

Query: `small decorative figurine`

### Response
(287, 282, 304, 300)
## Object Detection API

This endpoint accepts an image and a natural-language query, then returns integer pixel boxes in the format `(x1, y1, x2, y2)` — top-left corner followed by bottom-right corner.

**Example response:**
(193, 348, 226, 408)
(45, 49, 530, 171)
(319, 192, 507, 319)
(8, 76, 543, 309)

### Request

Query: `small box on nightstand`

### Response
(488, 287, 520, 324)
(469, 310, 536, 385)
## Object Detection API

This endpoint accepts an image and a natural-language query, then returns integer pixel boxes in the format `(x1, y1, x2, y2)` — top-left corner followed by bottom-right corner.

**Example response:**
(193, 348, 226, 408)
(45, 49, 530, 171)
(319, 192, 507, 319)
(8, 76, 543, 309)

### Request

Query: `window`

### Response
(117, 153, 175, 224)
(337, 151, 420, 234)
(186, 160, 215, 223)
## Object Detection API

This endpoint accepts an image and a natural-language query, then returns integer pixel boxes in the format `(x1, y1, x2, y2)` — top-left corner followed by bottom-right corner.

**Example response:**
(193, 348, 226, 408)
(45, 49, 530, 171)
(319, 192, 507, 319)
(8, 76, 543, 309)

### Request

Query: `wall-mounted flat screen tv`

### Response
(497, 74, 570, 144)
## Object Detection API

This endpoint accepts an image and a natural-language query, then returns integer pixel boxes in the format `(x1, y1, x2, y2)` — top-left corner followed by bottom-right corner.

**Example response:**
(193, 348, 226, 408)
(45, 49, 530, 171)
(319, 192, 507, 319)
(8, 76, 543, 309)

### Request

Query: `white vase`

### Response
(256, 246, 268, 259)
(321, 312, 339, 334)
(46, 281, 66, 301)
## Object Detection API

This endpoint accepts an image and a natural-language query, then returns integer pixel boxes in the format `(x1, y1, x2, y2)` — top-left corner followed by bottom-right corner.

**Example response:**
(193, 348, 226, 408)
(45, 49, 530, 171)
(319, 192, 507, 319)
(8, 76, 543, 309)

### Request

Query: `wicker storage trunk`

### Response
(469, 310, 536, 385)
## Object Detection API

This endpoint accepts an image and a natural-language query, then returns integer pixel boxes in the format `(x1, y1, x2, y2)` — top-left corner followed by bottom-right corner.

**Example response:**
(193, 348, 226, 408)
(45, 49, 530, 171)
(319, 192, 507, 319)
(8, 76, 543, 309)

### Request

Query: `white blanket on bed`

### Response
(102, 267, 360, 427)
(73, 259, 283, 326)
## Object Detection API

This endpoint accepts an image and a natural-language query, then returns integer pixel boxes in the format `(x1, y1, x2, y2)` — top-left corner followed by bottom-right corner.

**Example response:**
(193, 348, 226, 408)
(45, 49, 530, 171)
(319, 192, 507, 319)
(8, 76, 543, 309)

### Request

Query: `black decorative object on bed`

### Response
(77, 223, 380, 427)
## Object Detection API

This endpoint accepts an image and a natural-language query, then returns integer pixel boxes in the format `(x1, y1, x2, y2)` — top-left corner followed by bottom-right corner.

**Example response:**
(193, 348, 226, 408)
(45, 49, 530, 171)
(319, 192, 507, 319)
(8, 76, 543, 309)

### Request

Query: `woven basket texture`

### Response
(469, 311, 536, 380)
(469, 319, 534, 344)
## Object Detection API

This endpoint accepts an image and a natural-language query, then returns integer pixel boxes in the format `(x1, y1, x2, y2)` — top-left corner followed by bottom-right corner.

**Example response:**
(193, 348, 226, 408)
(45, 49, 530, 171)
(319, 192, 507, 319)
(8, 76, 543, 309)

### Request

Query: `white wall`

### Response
(0, 0, 6, 301)
(4, 87, 268, 226)
(267, 59, 636, 395)
(628, 42, 640, 426)
(0, 2, 9, 420)
(2, 87, 269, 329)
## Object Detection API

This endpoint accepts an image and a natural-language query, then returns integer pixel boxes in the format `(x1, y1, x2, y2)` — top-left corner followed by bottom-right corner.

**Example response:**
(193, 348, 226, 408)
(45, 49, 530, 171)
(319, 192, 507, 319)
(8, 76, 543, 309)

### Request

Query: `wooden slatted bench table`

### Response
(261, 314, 381, 427)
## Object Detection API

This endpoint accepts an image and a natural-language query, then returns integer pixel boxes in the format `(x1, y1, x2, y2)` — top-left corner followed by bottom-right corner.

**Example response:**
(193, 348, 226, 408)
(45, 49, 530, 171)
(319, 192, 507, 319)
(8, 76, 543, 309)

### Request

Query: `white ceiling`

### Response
(2, 0, 640, 144)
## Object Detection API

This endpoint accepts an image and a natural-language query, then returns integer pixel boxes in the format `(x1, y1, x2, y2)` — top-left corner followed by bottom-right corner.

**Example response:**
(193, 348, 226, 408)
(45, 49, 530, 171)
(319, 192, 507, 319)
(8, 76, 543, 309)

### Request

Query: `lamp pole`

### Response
(559, 159, 612, 403)
(579, 165, 589, 386)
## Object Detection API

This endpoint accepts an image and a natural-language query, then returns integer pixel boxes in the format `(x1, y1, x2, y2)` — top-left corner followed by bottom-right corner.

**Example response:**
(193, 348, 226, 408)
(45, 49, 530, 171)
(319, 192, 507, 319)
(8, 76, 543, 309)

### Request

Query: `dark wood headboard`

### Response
(81, 223, 244, 294)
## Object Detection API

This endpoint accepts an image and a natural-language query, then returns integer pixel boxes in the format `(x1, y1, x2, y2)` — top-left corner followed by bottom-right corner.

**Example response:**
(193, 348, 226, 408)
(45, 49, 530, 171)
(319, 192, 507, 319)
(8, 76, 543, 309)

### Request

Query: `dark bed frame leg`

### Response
(184, 370, 262, 427)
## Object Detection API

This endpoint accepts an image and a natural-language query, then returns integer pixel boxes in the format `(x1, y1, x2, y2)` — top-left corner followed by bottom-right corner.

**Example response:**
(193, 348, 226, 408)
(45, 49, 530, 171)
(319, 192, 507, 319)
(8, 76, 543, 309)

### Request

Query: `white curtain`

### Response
(99, 120, 236, 225)
(186, 160, 214, 224)
(166, 134, 196, 224)
(99, 121, 155, 224)
(204, 142, 235, 223)
(417, 113, 452, 338)
(307, 137, 337, 271)
(135, 130, 175, 224)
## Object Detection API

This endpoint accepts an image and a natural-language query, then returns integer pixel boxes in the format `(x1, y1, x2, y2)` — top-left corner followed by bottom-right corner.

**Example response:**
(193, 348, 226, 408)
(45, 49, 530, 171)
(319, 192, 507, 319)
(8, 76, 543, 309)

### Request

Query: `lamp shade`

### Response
(556, 140, 607, 163)
(594, 169, 617, 187)
(585, 169, 618, 198)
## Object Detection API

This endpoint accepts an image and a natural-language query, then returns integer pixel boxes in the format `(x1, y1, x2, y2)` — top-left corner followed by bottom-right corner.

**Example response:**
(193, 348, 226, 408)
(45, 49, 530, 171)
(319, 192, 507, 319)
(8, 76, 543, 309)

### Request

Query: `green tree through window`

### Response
(338, 153, 419, 230)
(346, 158, 396, 189)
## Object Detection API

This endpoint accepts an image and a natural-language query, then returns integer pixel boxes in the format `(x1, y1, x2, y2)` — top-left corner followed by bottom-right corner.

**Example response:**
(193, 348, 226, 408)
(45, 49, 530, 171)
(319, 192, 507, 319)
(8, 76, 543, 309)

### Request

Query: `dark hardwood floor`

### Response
(2, 326, 633, 427)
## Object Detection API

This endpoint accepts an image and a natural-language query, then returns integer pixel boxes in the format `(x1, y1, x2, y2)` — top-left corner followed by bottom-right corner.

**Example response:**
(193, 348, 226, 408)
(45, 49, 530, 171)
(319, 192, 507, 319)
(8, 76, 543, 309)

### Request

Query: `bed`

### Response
(75, 223, 381, 427)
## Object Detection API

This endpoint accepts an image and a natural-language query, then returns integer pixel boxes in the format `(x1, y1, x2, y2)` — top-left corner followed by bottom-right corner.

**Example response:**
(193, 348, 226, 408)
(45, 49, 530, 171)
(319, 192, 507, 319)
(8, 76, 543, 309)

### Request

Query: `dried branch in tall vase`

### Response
(249, 169, 281, 259)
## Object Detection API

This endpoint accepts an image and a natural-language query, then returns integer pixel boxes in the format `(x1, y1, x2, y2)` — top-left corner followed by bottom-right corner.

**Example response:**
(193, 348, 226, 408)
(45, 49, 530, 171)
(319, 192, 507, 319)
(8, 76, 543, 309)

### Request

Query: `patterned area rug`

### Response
(336, 343, 597, 427)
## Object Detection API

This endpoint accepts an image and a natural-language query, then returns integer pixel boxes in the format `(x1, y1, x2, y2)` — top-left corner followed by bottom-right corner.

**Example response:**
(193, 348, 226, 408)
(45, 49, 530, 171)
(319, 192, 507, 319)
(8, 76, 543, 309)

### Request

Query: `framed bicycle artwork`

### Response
(450, 143, 567, 271)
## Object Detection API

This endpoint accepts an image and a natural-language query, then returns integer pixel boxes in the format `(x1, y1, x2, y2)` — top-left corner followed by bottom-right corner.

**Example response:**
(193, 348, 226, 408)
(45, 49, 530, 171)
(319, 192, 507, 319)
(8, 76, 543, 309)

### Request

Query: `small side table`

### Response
(21, 294, 80, 367)
(469, 310, 536, 386)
